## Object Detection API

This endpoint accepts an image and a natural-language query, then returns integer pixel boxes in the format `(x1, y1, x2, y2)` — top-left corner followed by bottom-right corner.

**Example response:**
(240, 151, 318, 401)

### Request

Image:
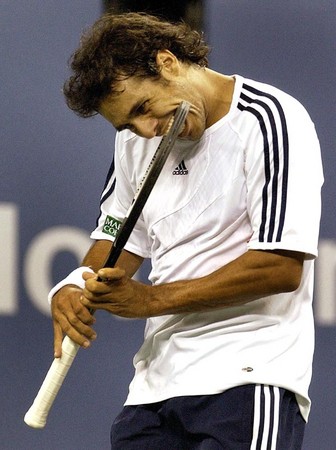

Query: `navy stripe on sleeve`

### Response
(95, 156, 116, 228)
(238, 83, 289, 243)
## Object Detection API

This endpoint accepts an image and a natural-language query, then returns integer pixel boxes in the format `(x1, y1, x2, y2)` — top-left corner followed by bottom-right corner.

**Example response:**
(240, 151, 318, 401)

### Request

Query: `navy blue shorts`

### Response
(110, 384, 305, 449)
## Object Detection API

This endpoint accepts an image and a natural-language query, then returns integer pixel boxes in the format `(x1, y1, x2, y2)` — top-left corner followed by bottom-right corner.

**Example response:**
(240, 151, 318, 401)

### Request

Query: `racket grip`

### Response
(24, 336, 80, 428)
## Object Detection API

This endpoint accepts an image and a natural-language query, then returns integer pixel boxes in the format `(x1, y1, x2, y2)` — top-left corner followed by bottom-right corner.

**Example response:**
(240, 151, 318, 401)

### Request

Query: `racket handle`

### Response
(24, 336, 80, 428)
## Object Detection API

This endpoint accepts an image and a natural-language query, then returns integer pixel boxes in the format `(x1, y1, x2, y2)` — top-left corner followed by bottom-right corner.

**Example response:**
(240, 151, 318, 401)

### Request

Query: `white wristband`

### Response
(47, 266, 94, 304)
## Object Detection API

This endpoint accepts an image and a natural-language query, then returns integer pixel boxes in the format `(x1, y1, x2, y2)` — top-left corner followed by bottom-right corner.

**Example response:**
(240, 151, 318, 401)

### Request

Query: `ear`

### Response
(156, 50, 180, 79)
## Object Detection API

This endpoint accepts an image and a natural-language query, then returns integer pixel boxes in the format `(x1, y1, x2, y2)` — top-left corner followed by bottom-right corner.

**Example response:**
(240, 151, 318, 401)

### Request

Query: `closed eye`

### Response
(135, 100, 149, 116)
(115, 99, 150, 132)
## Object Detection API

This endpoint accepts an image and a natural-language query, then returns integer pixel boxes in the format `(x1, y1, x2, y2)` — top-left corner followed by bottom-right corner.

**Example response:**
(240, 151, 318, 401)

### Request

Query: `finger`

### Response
(82, 271, 96, 281)
(80, 294, 106, 310)
(54, 301, 97, 348)
(72, 298, 96, 325)
(55, 290, 95, 326)
(97, 267, 126, 282)
(53, 322, 64, 358)
(84, 278, 109, 295)
(80, 297, 129, 317)
(84, 270, 126, 296)
(65, 309, 97, 342)
(60, 317, 96, 350)
(83, 280, 121, 301)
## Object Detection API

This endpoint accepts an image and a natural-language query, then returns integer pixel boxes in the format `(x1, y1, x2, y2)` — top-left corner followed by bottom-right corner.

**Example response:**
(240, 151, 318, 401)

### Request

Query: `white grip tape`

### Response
(24, 336, 80, 428)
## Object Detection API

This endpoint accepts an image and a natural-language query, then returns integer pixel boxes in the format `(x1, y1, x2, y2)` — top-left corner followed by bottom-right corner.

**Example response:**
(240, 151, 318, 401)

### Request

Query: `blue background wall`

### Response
(1, 1, 335, 448)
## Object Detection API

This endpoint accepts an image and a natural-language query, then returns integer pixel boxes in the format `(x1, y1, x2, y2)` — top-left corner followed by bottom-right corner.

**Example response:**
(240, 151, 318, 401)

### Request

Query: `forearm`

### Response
(82, 240, 144, 277)
(81, 239, 112, 272)
(145, 250, 304, 316)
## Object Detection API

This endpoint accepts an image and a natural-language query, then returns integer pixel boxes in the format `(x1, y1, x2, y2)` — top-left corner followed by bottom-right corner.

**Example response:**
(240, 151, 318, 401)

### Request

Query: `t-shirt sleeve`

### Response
(90, 132, 152, 258)
(244, 95, 323, 259)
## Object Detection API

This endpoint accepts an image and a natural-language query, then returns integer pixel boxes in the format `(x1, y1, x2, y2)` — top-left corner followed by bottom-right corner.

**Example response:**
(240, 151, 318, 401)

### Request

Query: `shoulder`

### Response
(237, 76, 312, 122)
(231, 76, 315, 145)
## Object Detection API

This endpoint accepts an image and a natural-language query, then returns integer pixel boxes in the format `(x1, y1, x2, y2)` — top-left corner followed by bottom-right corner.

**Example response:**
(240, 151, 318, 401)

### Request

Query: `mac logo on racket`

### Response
(103, 215, 122, 237)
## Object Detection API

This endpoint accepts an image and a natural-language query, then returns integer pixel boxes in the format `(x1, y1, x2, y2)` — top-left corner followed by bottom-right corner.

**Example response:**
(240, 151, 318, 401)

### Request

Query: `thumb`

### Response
(82, 271, 96, 281)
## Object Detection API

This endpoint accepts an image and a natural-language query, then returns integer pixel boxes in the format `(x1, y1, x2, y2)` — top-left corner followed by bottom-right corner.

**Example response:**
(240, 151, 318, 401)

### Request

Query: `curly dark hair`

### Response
(63, 12, 210, 117)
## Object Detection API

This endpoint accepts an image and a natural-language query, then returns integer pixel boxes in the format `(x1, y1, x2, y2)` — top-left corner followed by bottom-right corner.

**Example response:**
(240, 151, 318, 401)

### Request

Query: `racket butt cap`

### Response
(24, 409, 46, 429)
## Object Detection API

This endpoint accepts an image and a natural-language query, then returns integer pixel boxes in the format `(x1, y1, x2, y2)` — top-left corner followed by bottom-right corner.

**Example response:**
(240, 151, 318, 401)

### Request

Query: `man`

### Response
(51, 12, 323, 449)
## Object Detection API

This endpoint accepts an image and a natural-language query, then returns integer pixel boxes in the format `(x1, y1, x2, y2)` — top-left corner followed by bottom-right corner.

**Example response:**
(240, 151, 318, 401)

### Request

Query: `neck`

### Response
(203, 69, 235, 127)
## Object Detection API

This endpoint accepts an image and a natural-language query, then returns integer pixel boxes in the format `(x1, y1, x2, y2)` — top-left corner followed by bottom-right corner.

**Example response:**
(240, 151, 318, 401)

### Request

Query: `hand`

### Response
(51, 285, 97, 357)
(81, 268, 149, 318)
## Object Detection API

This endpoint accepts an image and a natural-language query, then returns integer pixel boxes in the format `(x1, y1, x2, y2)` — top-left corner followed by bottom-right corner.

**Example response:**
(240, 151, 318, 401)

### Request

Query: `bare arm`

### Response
(51, 239, 143, 356)
(82, 249, 304, 318)
(81, 240, 144, 276)
(146, 249, 304, 314)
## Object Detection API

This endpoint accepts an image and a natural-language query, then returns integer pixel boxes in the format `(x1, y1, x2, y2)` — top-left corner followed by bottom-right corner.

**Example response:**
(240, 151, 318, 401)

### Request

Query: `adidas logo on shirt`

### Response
(173, 160, 188, 175)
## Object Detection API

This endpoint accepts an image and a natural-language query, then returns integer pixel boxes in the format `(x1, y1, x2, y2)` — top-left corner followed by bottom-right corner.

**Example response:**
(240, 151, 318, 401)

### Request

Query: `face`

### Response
(99, 52, 208, 141)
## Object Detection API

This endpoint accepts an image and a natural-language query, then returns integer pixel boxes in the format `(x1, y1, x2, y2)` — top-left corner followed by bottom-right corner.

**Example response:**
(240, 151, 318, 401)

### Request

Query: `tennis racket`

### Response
(24, 101, 190, 429)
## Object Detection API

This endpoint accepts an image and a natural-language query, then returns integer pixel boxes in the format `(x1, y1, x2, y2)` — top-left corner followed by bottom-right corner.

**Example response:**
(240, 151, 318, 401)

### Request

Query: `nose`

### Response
(132, 117, 158, 139)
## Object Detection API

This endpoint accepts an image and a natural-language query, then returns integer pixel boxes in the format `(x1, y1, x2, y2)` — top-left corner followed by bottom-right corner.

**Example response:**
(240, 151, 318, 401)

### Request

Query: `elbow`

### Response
(279, 264, 303, 293)
(272, 250, 305, 293)
(282, 273, 302, 292)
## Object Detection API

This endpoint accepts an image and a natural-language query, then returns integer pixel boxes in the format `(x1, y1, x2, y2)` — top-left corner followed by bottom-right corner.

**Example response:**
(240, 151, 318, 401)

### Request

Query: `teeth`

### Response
(164, 116, 175, 135)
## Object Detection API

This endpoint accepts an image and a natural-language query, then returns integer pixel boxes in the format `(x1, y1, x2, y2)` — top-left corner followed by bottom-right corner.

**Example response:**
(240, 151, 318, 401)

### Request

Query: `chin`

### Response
(190, 128, 206, 141)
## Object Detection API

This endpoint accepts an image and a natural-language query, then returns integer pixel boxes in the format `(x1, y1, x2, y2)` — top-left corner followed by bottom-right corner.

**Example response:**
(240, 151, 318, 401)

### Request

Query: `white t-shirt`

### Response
(91, 75, 323, 420)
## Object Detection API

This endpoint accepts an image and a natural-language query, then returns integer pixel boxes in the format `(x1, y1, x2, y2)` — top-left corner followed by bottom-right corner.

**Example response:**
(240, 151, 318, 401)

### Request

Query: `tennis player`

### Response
(50, 12, 323, 449)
